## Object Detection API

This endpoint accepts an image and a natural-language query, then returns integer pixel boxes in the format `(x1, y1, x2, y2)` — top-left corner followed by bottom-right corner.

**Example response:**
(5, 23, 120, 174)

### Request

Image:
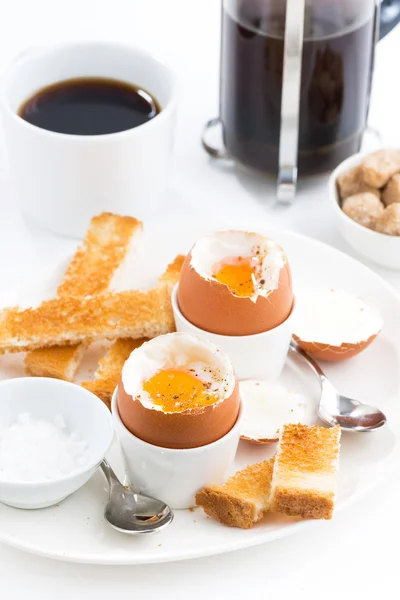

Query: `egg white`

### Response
(121, 332, 236, 412)
(190, 230, 286, 301)
(294, 289, 383, 346)
(240, 380, 306, 442)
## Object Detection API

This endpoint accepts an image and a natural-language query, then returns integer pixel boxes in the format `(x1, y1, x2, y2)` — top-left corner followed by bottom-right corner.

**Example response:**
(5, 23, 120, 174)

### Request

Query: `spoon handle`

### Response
(289, 341, 327, 382)
(290, 340, 341, 425)
(100, 459, 123, 489)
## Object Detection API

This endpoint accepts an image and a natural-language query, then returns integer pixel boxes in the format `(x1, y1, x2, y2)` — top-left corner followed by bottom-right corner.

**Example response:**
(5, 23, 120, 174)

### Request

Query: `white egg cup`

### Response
(111, 389, 243, 509)
(171, 284, 294, 381)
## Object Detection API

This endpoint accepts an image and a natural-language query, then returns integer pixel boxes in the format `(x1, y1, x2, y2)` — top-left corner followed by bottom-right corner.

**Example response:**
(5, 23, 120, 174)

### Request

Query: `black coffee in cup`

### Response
(18, 77, 161, 135)
(220, 3, 375, 176)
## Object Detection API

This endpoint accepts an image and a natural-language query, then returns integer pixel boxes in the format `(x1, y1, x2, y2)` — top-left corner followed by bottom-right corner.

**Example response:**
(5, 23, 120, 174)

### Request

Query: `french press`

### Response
(203, 0, 400, 202)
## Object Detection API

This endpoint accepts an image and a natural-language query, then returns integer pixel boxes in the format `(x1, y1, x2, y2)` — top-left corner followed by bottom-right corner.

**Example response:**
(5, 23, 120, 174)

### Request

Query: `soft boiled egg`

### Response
(117, 332, 240, 449)
(239, 380, 307, 443)
(177, 230, 293, 336)
(293, 289, 383, 361)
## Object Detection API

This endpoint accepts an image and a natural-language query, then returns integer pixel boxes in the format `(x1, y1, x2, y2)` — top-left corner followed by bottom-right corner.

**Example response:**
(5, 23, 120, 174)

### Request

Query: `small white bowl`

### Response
(329, 152, 400, 270)
(112, 389, 243, 509)
(0, 377, 114, 509)
(171, 284, 294, 381)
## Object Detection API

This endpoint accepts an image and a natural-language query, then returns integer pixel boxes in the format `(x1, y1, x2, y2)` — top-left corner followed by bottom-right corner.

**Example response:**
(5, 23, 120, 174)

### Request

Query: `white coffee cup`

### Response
(0, 42, 177, 238)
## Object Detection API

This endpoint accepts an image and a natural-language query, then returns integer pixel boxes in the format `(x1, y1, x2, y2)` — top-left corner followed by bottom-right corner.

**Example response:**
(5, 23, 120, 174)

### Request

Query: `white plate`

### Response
(0, 224, 399, 565)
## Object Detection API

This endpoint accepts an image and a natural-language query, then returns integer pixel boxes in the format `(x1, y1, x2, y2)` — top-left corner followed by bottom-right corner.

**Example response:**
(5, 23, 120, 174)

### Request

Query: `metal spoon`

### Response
(289, 342, 387, 432)
(100, 459, 174, 534)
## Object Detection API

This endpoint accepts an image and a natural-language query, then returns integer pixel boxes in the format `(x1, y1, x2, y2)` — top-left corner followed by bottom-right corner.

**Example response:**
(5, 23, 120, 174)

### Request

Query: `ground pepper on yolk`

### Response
(213, 257, 256, 297)
(142, 369, 219, 413)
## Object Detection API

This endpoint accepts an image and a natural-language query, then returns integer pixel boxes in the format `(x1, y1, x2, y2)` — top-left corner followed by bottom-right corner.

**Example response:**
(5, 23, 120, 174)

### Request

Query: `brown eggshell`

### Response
(293, 333, 379, 362)
(117, 378, 241, 449)
(177, 252, 293, 336)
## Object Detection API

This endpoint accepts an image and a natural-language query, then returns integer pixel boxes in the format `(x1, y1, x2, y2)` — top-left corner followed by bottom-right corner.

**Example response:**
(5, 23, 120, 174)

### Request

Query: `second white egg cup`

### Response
(171, 284, 294, 381)
(112, 389, 243, 509)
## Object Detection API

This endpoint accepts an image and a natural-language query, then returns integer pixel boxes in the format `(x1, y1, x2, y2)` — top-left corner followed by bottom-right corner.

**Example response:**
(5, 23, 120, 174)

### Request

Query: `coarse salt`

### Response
(0, 413, 90, 482)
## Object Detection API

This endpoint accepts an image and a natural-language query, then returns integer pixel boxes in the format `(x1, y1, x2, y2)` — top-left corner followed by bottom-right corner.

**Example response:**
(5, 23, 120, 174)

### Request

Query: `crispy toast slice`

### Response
(24, 213, 142, 380)
(0, 255, 184, 353)
(25, 342, 90, 381)
(82, 338, 147, 408)
(57, 212, 143, 297)
(80, 256, 184, 406)
(0, 286, 169, 352)
(196, 460, 274, 529)
(269, 424, 341, 520)
(81, 338, 146, 408)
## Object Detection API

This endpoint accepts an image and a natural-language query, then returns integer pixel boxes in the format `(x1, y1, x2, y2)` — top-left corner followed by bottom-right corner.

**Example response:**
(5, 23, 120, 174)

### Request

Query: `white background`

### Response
(0, 1, 400, 598)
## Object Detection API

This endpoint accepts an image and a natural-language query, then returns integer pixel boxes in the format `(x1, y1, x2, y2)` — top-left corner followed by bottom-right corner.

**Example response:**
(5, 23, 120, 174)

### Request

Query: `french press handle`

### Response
(276, 0, 306, 203)
(277, 0, 399, 203)
(380, 0, 400, 38)
(201, 0, 307, 204)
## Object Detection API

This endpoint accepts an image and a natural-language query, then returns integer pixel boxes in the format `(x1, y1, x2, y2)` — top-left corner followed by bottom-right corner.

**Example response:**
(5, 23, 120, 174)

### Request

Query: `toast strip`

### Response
(57, 212, 143, 297)
(80, 257, 184, 406)
(3, 255, 184, 354)
(196, 460, 274, 529)
(24, 213, 142, 380)
(25, 342, 90, 381)
(81, 338, 146, 408)
(269, 424, 341, 520)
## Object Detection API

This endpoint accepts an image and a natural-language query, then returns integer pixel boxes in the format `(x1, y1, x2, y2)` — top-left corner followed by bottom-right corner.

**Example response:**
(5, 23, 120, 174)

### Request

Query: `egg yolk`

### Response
(214, 258, 255, 297)
(142, 369, 219, 413)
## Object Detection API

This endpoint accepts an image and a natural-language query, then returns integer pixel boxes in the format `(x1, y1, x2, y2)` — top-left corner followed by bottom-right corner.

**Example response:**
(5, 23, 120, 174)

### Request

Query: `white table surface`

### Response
(0, 1, 400, 598)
